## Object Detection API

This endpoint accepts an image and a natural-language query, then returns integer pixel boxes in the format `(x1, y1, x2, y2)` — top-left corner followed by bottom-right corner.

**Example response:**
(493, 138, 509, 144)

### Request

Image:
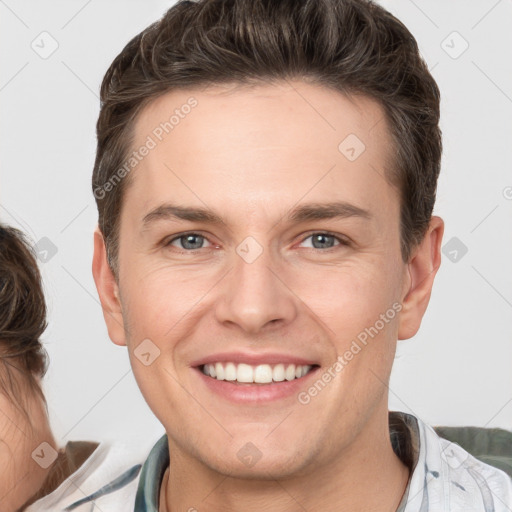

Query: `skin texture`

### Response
(93, 80, 444, 512)
(0, 370, 56, 512)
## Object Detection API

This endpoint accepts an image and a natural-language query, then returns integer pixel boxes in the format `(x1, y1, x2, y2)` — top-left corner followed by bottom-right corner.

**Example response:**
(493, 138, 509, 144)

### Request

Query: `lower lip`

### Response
(194, 366, 320, 404)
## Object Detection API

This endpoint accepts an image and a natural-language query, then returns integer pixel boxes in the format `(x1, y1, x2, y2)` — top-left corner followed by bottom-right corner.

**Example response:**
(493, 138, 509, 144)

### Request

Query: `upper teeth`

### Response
(202, 362, 313, 383)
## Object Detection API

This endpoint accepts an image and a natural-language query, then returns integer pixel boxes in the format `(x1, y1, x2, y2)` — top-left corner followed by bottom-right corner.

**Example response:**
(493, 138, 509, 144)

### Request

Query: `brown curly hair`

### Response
(0, 224, 48, 413)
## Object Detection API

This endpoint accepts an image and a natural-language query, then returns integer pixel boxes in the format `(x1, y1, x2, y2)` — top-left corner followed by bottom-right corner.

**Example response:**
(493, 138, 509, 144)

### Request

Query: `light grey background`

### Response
(1, 0, 511, 446)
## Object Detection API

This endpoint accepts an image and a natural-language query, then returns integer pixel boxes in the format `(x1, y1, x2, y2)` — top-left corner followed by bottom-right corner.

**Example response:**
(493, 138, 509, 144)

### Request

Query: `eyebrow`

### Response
(141, 201, 371, 229)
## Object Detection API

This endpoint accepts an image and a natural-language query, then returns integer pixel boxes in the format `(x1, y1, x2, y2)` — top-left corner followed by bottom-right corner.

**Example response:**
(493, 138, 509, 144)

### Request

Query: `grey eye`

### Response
(168, 233, 210, 250)
(302, 233, 339, 249)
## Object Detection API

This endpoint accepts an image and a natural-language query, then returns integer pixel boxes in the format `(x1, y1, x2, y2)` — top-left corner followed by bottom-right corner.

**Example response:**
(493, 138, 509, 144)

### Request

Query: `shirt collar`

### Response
(135, 411, 421, 512)
(134, 434, 169, 511)
(391, 411, 421, 512)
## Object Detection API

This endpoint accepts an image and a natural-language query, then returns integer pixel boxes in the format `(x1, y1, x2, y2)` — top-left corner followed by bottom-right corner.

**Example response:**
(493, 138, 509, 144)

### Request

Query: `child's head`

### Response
(0, 223, 55, 511)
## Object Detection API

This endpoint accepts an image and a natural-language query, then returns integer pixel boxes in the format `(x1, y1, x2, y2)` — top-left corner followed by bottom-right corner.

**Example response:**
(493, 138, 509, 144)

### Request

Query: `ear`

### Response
(91, 226, 127, 346)
(398, 216, 444, 340)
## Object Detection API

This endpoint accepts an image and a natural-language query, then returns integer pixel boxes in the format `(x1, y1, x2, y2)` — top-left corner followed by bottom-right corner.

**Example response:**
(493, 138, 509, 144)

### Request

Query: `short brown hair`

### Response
(92, 0, 441, 276)
(0, 224, 48, 411)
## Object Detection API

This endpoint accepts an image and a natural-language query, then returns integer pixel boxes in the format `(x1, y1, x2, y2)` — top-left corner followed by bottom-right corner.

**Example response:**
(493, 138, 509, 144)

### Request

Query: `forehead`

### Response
(125, 80, 397, 226)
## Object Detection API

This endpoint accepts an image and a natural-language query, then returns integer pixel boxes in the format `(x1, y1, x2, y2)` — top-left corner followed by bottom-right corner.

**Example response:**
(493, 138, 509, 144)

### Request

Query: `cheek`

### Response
(290, 260, 401, 332)
(121, 265, 211, 338)
(120, 266, 215, 400)
(0, 398, 33, 486)
(293, 260, 402, 390)
(128, 355, 167, 423)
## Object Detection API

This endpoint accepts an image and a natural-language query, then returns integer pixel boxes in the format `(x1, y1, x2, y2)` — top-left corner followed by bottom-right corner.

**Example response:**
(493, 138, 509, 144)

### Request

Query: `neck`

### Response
(160, 408, 410, 512)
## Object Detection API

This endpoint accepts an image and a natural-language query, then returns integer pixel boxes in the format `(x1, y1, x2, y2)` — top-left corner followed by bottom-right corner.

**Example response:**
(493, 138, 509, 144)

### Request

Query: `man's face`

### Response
(105, 81, 413, 476)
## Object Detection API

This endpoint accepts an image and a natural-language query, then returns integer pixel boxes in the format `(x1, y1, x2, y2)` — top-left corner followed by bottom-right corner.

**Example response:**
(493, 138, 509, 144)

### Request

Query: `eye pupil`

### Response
(312, 233, 335, 249)
(182, 234, 203, 250)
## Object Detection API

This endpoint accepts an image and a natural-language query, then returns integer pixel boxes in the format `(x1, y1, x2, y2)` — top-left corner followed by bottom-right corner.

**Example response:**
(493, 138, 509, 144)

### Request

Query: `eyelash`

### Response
(163, 231, 351, 253)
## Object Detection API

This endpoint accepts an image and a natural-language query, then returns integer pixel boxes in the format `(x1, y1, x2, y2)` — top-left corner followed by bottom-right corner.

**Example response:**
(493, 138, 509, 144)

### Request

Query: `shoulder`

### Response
(433, 426, 512, 508)
(404, 413, 512, 511)
(24, 434, 160, 512)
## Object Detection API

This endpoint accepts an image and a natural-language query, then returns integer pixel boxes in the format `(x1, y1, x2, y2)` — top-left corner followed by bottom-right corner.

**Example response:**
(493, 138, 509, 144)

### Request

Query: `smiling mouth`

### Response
(199, 362, 320, 384)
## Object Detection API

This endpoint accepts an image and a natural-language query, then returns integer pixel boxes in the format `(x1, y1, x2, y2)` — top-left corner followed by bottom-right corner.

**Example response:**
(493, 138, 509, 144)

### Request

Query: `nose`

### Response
(214, 239, 298, 335)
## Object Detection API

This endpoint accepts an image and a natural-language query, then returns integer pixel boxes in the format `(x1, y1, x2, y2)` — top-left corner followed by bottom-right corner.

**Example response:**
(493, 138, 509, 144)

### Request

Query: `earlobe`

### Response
(91, 226, 127, 346)
(398, 216, 444, 340)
